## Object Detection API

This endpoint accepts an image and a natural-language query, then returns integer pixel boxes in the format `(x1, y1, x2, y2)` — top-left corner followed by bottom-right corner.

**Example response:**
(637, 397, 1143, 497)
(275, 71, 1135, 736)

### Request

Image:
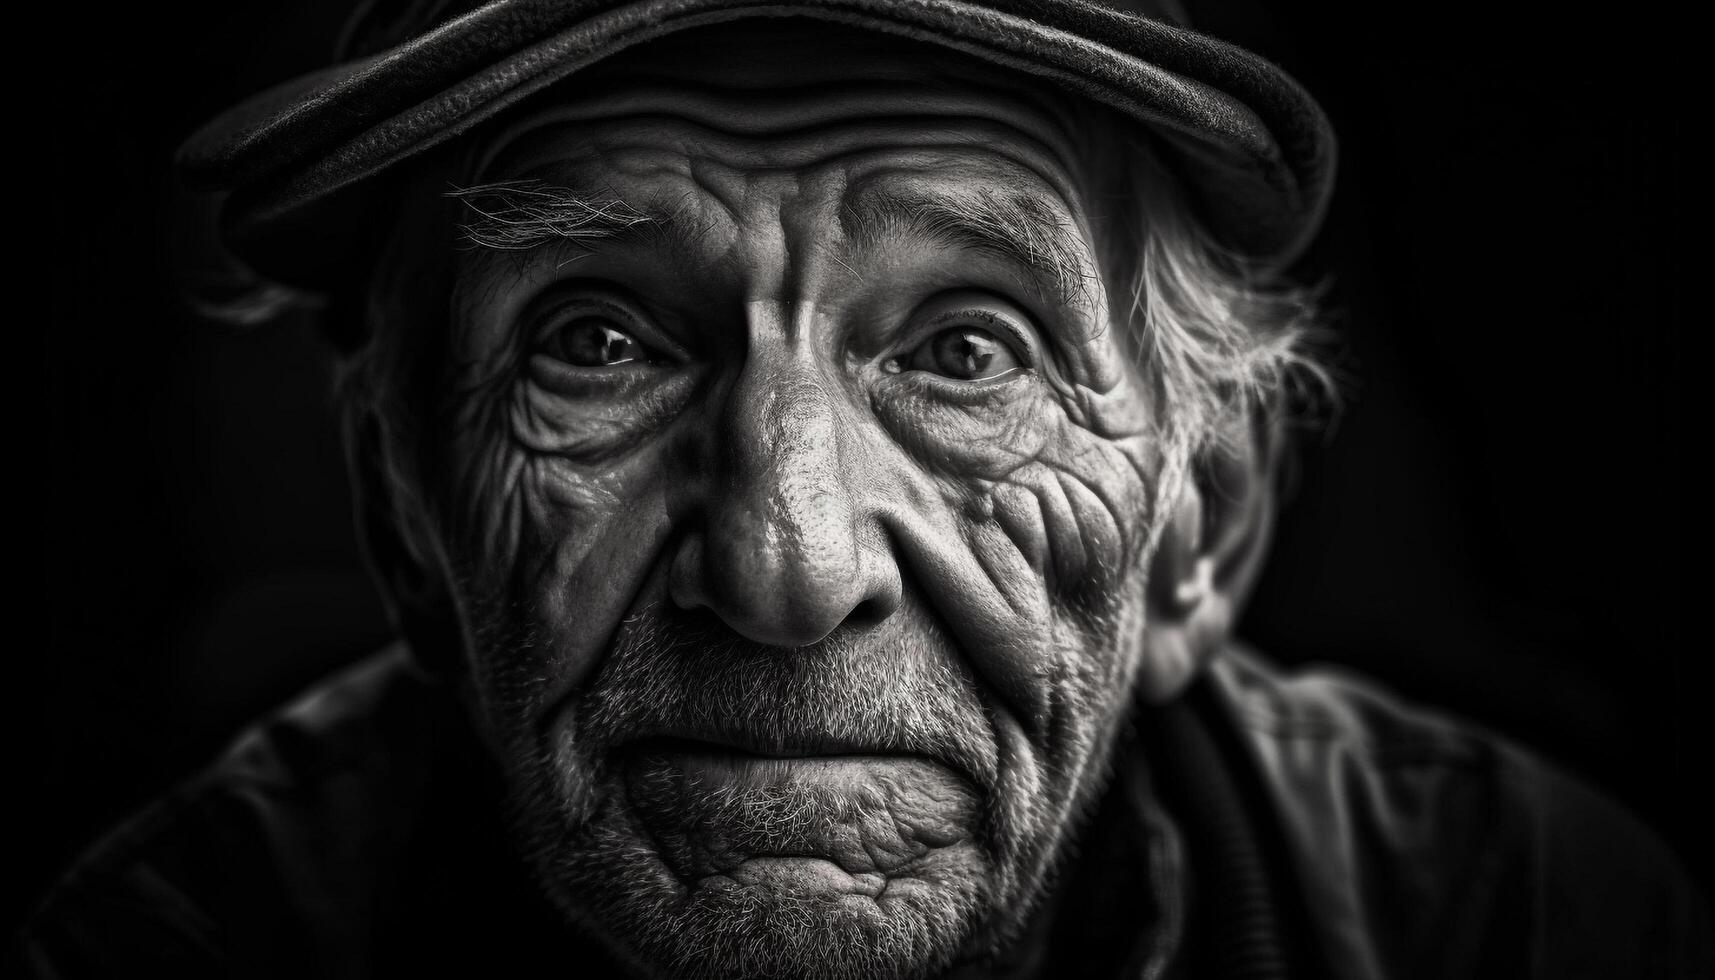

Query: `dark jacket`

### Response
(19, 645, 1712, 977)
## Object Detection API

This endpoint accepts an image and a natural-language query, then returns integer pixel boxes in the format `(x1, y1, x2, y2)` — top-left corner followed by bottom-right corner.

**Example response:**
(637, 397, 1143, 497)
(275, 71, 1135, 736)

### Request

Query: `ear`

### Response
(347, 413, 467, 680)
(1137, 418, 1279, 703)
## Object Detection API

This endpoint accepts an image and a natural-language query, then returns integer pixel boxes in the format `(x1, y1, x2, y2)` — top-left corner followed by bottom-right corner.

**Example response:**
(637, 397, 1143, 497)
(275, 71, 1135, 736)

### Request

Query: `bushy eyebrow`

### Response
(448, 179, 1097, 309)
(840, 187, 1096, 306)
(447, 180, 668, 252)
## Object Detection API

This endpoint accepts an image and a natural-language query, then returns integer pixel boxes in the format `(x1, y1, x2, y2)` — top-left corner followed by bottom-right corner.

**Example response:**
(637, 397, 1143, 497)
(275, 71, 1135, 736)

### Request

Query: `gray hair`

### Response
(1088, 127, 1331, 473)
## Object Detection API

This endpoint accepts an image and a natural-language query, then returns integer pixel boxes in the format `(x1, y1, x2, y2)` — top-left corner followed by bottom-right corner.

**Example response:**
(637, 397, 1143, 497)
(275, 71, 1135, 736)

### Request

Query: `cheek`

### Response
(869, 374, 1055, 481)
(444, 379, 692, 735)
(868, 359, 1161, 675)
(870, 367, 1158, 591)
(987, 426, 1156, 614)
(955, 385, 1160, 774)
(970, 430, 1156, 899)
(981, 426, 1156, 755)
(875, 363, 1160, 724)
(515, 361, 701, 458)
(885, 370, 1157, 627)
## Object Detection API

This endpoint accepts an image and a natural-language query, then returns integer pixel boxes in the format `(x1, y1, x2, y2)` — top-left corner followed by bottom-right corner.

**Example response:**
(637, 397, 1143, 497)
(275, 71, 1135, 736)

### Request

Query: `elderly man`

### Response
(22, 0, 1710, 977)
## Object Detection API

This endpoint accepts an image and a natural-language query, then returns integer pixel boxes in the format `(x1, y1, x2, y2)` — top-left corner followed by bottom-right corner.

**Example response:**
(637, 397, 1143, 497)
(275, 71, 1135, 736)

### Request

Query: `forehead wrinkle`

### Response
(458, 99, 1105, 310)
(478, 105, 1090, 212)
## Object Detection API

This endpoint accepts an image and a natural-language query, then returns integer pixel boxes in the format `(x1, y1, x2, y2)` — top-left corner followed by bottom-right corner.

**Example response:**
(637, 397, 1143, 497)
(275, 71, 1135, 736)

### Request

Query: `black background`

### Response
(20, 0, 1701, 929)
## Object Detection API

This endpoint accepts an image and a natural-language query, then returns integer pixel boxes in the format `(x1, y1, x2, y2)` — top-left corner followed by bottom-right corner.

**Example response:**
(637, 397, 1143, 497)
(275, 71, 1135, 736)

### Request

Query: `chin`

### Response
(512, 754, 997, 980)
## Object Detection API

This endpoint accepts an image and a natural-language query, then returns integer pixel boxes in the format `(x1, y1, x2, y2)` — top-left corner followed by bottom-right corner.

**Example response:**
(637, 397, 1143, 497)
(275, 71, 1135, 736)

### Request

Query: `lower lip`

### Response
(620, 743, 979, 885)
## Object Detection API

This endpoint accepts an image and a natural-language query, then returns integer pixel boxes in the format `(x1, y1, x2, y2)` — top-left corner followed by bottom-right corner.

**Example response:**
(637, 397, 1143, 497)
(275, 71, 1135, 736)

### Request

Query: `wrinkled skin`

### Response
(428, 22, 1186, 980)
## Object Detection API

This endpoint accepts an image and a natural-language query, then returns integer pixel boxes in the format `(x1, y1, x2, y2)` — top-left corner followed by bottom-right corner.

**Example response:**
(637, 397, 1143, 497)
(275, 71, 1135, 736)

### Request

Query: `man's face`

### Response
(435, 22, 1171, 979)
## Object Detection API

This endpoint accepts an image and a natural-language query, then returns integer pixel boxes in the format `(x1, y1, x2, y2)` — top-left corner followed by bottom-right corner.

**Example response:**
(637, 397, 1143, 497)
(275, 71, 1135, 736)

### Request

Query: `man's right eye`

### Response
(543, 317, 649, 367)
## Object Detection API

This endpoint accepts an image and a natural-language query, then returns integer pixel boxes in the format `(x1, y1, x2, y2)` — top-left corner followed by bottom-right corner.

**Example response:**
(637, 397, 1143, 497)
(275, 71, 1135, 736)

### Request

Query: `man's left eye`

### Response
(908, 327, 1023, 381)
(545, 317, 648, 367)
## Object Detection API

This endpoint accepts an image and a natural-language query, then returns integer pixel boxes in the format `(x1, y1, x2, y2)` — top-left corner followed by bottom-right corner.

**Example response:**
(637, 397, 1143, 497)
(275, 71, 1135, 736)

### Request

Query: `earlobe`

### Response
(1138, 422, 1278, 703)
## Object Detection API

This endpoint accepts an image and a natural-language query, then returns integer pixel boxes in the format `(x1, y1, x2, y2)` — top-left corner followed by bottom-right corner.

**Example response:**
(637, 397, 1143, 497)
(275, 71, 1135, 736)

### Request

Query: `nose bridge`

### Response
(737, 350, 843, 525)
(672, 325, 899, 646)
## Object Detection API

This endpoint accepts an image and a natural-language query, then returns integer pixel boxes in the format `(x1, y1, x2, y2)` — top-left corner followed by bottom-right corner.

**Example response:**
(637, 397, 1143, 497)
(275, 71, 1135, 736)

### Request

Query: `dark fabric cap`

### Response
(180, 0, 1335, 288)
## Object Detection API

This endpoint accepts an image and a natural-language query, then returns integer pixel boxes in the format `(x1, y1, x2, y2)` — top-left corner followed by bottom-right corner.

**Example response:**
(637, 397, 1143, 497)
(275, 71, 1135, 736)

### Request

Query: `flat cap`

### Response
(180, 0, 1335, 288)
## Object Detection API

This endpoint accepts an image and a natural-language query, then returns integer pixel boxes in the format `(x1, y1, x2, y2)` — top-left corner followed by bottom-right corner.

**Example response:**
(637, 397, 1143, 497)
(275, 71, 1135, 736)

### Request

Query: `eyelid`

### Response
(912, 302, 1040, 367)
(527, 285, 684, 362)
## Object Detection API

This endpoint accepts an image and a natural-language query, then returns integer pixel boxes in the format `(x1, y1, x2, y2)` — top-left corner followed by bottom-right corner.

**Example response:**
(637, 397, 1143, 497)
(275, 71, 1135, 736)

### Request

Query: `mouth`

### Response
(617, 735, 983, 895)
(613, 722, 983, 785)
(622, 732, 944, 763)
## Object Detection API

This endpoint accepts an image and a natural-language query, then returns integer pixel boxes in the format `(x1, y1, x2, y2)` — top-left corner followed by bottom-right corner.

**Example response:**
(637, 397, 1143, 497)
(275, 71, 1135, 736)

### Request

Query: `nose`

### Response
(669, 348, 901, 646)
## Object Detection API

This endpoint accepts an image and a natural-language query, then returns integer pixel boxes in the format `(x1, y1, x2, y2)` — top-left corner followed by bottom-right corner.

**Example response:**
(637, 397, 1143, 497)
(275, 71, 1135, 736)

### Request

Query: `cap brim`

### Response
(181, 0, 1335, 287)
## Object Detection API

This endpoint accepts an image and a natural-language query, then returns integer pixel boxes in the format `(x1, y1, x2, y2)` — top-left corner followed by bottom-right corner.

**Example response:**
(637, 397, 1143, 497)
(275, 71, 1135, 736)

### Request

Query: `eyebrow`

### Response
(840, 187, 1096, 306)
(449, 179, 1097, 308)
(447, 180, 668, 253)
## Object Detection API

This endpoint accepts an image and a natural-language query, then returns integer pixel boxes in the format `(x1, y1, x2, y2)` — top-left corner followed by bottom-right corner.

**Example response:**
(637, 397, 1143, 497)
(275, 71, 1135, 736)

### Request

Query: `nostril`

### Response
(666, 529, 710, 613)
(671, 566, 898, 648)
(833, 554, 902, 637)
(840, 596, 892, 634)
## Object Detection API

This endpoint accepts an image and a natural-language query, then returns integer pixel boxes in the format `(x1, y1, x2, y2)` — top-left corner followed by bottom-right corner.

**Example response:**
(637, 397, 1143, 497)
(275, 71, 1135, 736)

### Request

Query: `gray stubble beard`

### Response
(460, 586, 1149, 980)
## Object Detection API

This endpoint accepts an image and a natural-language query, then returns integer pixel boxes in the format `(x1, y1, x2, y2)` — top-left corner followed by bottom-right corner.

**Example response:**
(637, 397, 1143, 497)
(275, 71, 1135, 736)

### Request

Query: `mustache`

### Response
(571, 601, 1002, 792)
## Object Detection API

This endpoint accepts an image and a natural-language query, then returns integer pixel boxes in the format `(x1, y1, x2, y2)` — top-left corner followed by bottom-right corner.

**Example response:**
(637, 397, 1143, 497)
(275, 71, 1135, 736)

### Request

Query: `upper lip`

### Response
(623, 730, 917, 760)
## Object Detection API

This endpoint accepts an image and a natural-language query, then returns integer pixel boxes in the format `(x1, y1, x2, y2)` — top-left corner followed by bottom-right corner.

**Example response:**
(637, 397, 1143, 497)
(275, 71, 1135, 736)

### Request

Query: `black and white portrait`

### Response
(19, 1, 1708, 977)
